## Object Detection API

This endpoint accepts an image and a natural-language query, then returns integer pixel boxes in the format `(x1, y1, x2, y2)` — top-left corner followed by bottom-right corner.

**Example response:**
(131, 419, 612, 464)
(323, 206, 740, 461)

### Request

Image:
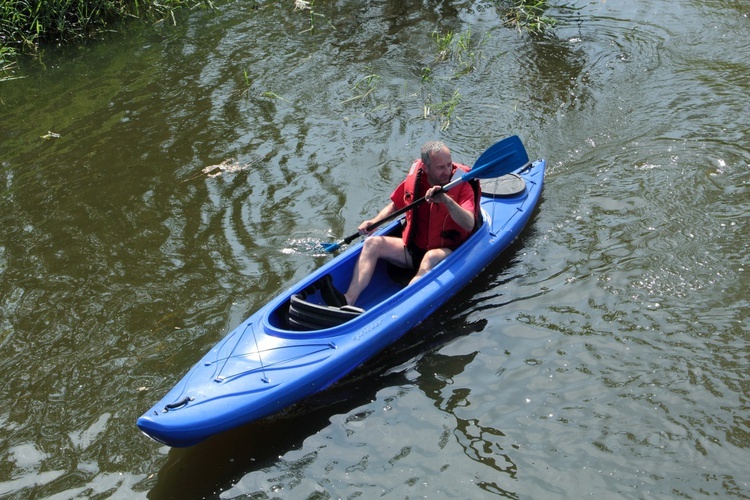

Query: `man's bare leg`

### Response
(344, 235, 411, 306)
(408, 248, 452, 285)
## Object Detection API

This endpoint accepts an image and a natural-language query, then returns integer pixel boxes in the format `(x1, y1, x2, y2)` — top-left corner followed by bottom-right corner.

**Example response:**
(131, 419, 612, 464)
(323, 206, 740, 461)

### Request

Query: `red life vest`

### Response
(397, 160, 481, 250)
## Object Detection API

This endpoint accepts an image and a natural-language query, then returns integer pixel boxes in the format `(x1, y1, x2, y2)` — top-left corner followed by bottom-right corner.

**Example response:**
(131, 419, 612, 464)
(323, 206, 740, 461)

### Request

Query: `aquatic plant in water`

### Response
(424, 90, 462, 131)
(287, 2, 553, 131)
(416, 29, 485, 130)
(342, 72, 382, 104)
(431, 29, 488, 76)
(294, 0, 334, 34)
(502, 0, 557, 33)
(1, 49, 20, 81)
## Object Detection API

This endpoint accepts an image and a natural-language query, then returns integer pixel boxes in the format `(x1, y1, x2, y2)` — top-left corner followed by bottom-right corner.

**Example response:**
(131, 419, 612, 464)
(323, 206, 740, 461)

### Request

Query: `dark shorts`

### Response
(405, 244, 427, 271)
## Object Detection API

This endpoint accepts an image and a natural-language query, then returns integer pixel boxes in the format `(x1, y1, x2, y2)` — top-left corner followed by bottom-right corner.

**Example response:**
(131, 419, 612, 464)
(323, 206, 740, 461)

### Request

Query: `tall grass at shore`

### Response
(2, 0, 557, 57)
(0, 0, 214, 58)
(2, 0, 558, 81)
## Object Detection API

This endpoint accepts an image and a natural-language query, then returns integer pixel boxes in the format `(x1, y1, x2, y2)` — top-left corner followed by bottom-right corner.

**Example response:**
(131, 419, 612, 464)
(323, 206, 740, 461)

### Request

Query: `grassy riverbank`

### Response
(2, 0, 555, 53)
(0, 0, 213, 58)
(1, 0, 555, 81)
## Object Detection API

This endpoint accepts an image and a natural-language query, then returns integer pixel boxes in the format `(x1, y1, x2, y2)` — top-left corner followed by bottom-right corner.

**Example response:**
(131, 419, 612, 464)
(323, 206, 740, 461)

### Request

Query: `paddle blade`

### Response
(321, 230, 360, 253)
(465, 135, 529, 180)
(321, 241, 342, 253)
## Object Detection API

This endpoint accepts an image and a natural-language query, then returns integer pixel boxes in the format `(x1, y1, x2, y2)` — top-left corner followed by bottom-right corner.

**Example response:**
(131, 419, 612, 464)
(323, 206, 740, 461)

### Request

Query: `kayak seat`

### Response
(319, 273, 347, 307)
(287, 276, 365, 331)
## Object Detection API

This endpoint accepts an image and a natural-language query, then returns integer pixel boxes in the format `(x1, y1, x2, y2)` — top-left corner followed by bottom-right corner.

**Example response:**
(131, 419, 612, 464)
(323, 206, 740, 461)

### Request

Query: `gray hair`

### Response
(420, 141, 447, 167)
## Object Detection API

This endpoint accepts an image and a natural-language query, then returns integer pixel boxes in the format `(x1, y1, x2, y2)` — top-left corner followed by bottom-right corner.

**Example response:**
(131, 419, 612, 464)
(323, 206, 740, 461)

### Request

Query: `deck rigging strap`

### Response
(248, 322, 270, 383)
(214, 321, 269, 384)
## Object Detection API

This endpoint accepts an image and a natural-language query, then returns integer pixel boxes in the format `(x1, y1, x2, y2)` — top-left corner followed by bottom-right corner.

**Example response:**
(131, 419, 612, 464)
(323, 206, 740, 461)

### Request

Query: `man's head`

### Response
(420, 141, 453, 186)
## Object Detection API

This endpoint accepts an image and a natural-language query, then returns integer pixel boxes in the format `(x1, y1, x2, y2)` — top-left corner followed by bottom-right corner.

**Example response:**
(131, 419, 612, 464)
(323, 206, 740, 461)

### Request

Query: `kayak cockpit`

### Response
(264, 172, 531, 335)
(265, 260, 411, 333)
(265, 250, 416, 335)
(286, 276, 365, 331)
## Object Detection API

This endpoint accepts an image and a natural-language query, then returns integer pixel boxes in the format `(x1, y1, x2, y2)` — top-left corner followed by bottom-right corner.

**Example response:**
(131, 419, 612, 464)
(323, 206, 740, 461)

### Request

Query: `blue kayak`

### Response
(137, 158, 546, 447)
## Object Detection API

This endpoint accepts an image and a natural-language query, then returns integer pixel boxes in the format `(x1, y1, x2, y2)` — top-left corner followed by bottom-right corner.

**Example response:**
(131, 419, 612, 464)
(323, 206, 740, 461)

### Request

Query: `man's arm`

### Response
(425, 186, 475, 232)
(358, 202, 397, 235)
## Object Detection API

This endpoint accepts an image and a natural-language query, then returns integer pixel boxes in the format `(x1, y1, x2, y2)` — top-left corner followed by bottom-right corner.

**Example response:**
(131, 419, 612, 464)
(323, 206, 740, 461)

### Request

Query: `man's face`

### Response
(425, 148, 453, 186)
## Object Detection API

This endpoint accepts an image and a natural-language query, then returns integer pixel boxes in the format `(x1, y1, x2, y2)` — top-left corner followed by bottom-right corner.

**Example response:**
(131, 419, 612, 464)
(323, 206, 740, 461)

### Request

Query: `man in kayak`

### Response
(325, 141, 480, 308)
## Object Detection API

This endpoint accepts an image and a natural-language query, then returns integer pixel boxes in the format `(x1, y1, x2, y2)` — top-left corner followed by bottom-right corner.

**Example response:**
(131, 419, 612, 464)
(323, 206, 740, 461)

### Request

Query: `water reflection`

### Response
(1, 0, 749, 497)
(417, 351, 520, 496)
(148, 291, 496, 497)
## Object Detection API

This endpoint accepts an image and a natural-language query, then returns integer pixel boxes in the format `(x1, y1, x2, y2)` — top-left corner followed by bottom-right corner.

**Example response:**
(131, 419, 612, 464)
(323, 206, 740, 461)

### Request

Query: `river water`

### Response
(1, 0, 748, 498)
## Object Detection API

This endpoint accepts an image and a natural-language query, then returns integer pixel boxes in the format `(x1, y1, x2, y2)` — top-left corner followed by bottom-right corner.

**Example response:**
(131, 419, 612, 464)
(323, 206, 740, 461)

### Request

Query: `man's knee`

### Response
(362, 236, 385, 255)
(361, 236, 398, 261)
(420, 249, 449, 271)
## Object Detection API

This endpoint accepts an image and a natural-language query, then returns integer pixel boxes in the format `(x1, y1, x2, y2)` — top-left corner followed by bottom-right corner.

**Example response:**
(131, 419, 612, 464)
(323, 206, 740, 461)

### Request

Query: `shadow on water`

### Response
(147, 325, 486, 499)
(147, 215, 542, 498)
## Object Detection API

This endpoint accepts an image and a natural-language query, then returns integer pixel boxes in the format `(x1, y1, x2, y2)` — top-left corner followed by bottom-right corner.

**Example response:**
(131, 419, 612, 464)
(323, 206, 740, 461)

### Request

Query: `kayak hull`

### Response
(137, 159, 546, 447)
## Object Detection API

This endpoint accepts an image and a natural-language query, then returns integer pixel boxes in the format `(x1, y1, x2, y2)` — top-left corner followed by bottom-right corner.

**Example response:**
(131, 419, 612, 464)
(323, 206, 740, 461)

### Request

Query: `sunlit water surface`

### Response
(1, 0, 748, 498)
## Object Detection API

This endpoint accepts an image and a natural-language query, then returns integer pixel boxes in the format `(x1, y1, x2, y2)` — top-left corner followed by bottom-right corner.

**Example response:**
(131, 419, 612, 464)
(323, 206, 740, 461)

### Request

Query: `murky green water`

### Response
(1, 0, 748, 498)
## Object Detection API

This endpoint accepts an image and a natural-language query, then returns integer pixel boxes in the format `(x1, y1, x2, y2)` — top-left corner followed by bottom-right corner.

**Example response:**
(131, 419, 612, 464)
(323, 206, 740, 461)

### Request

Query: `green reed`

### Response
(424, 89, 462, 131)
(502, 0, 557, 34)
(0, 0, 213, 56)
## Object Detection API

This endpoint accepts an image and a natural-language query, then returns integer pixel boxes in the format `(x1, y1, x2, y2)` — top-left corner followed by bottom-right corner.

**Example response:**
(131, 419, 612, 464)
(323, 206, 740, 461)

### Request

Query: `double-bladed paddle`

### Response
(321, 135, 530, 253)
